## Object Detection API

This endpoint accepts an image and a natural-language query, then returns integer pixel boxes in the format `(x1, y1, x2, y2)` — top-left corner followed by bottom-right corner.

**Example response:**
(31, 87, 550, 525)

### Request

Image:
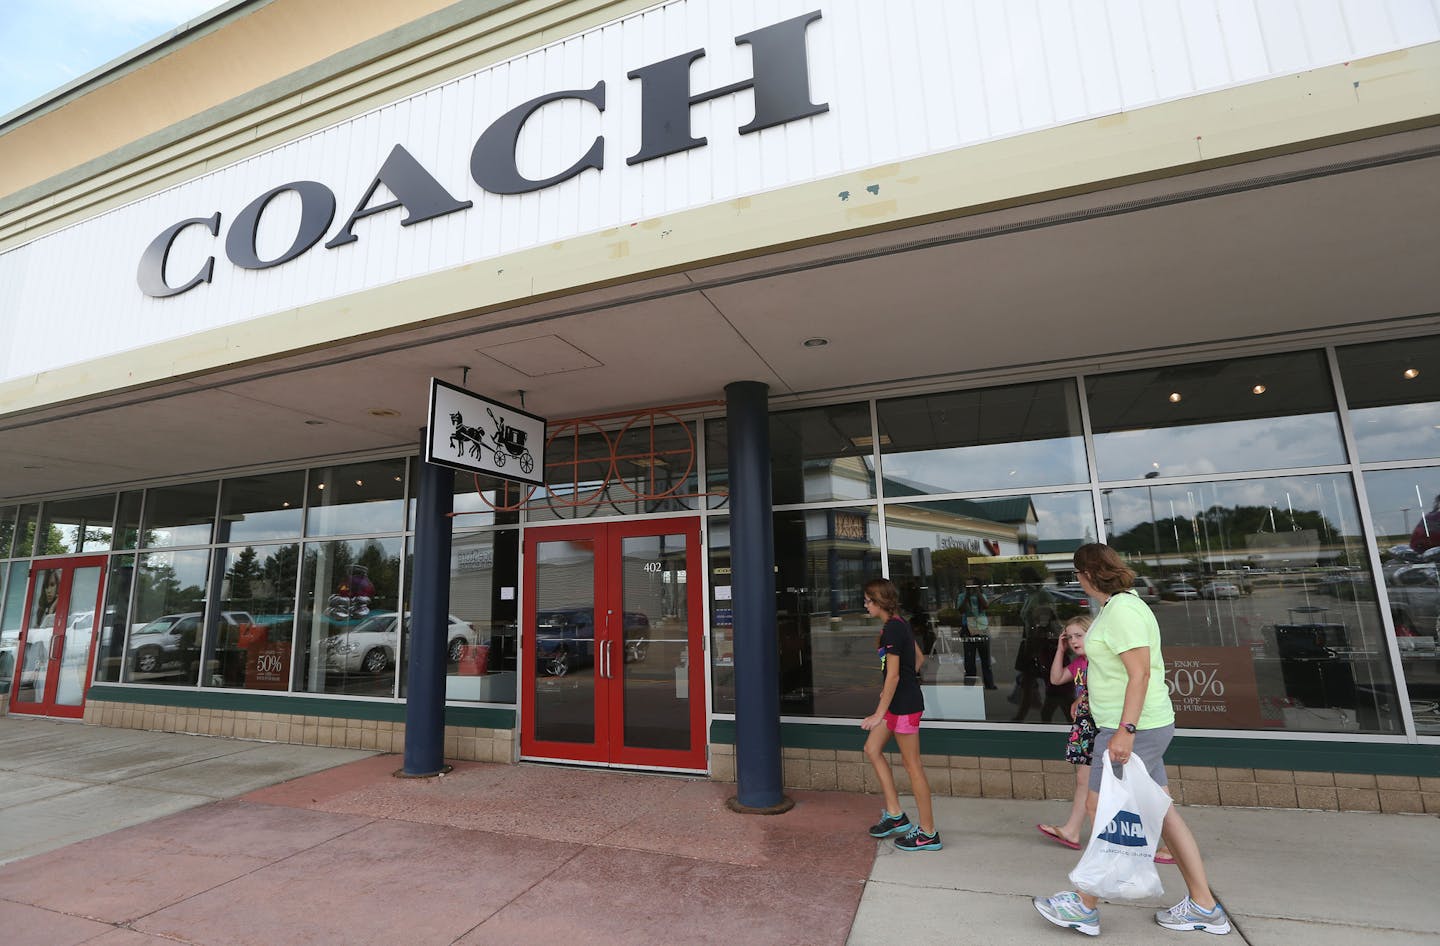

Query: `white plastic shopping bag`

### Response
(1068, 753, 1172, 901)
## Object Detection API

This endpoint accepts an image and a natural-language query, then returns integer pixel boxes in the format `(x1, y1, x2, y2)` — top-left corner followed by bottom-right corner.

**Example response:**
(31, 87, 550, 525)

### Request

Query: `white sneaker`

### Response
(1033, 891, 1099, 937)
(1155, 896, 1232, 934)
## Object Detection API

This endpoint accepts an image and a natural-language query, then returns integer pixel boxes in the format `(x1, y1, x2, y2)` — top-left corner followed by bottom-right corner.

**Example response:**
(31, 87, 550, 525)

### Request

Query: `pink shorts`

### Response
(885, 711, 923, 734)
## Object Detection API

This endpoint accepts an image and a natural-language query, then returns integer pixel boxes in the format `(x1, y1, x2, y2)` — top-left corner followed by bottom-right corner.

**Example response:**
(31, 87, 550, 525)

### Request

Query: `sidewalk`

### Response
(0, 717, 1435, 944)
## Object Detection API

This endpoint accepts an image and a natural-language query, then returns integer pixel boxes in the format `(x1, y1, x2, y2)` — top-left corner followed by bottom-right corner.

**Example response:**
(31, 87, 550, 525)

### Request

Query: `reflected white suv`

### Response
(324, 612, 476, 673)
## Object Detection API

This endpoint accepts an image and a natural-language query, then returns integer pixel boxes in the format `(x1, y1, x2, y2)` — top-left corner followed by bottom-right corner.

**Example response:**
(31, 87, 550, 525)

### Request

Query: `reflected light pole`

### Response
(1145, 471, 1161, 570)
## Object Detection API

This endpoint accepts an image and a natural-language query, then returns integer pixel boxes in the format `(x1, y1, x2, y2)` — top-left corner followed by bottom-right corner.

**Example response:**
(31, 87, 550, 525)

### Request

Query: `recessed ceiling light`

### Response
(316, 483, 326, 490)
(355, 479, 364, 486)
(1168, 392, 1182, 403)
(304, 419, 325, 426)
(367, 408, 400, 417)
(1403, 367, 1420, 380)
(802, 337, 829, 348)
(1251, 384, 1267, 395)
(282, 502, 290, 508)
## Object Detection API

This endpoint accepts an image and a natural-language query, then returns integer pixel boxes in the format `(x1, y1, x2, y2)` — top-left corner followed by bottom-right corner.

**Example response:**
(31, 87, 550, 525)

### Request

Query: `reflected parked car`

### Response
(1131, 576, 1161, 602)
(1386, 564, 1440, 638)
(535, 608, 650, 676)
(1163, 583, 1199, 600)
(129, 611, 253, 675)
(324, 612, 476, 673)
(1199, 582, 1240, 600)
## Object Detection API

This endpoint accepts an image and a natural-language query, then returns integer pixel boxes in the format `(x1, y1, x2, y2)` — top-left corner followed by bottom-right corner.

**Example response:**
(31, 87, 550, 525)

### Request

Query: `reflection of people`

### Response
(957, 579, 995, 688)
(1036, 616, 1094, 851)
(1034, 544, 1230, 937)
(860, 579, 941, 852)
(1013, 568, 1070, 721)
(1410, 494, 1440, 552)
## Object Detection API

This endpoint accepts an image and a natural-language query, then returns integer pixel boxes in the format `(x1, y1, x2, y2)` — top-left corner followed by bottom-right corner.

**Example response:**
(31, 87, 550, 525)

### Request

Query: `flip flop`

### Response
(1154, 851, 1176, 865)
(1036, 824, 1081, 850)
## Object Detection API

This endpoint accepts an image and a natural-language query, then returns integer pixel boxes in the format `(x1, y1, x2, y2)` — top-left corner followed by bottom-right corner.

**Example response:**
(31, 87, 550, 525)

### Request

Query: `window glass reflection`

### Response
(709, 405, 874, 508)
(0, 506, 16, 558)
(114, 491, 143, 551)
(708, 508, 883, 717)
(1103, 473, 1400, 734)
(1088, 351, 1345, 480)
(306, 460, 406, 537)
(37, 494, 115, 554)
(124, 549, 211, 686)
(1362, 467, 1440, 735)
(399, 530, 519, 703)
(887, 492, 1097, 722)
(525, 423, 701, 522)
(0, 562, 27, 698)
(293, 538, 402, 697)
(877, 380, 1088, 493)
(202, 543, 300, 691)
(1337, 334, 1440, 463)
(94, 555, 134, 684)
(13, 505, 38, 559)
(142, 482, 217, 547)
(218, 473, 305, 543)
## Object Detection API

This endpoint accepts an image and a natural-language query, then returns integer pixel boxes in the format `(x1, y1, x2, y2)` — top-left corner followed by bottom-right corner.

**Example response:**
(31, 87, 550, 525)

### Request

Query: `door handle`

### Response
(604, 639, 612, 679)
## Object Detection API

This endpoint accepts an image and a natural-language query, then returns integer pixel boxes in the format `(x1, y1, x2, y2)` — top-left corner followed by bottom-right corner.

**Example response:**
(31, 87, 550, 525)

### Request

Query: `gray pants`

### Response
(1088, 724, 1175, 792)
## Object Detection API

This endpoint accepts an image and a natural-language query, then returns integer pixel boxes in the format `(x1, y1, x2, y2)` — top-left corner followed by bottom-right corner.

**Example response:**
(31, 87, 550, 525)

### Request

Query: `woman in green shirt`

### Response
(1034, 544, 1231, 937)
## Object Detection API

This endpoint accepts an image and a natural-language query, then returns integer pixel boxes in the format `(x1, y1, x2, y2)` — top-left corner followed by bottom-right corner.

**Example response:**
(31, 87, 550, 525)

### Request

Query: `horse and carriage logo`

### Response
(449, 407, 536, 475)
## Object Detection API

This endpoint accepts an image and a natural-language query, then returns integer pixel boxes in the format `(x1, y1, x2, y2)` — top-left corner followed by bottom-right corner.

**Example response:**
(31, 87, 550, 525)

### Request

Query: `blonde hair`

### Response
(1063, 615, 1092, 635)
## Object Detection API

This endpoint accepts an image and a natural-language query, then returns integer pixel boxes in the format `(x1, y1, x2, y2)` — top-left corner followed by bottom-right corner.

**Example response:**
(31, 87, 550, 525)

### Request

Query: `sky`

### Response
(0, 0, 221, 119)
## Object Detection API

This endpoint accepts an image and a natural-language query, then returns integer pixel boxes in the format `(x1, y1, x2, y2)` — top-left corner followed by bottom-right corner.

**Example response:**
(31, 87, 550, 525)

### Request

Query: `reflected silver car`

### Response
(324, 612, 476, 673)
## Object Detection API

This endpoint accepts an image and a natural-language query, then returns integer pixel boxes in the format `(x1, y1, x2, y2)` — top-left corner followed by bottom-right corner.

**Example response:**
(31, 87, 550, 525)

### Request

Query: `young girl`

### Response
(860, 578, 941, 851)
(1036, 616, 1094, 850)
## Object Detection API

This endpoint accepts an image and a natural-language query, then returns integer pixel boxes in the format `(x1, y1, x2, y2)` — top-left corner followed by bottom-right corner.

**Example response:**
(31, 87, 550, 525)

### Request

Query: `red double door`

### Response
(521, 519, 706, 770)
(9, 555, 107, 718)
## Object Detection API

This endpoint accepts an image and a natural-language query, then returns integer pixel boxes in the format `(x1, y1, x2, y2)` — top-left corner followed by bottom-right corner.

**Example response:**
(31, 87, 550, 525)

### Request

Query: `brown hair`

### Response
(863, 578, 900, 615)
(1072, 543, 1136, 595)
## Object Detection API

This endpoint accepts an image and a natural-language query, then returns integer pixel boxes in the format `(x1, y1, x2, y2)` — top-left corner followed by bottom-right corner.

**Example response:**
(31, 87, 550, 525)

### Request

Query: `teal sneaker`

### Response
(1033, 891, 1099, 937)
(1155, 897, 1231, 934)
(892, 825, 942, 851)
(868, 810, 911, 838)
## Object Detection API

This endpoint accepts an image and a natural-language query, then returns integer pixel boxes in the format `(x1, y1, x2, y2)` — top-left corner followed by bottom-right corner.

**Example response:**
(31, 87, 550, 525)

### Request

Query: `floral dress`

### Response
(1064, 658, 1096, 766)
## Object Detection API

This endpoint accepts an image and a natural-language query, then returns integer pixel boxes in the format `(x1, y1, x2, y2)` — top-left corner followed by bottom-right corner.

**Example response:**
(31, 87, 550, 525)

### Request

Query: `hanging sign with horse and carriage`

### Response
(425, 378, 546, 487)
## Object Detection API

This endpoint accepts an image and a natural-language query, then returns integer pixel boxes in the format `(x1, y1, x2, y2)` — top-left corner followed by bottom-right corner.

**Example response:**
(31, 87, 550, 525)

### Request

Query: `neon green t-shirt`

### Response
(1084, 591, 1175, 731)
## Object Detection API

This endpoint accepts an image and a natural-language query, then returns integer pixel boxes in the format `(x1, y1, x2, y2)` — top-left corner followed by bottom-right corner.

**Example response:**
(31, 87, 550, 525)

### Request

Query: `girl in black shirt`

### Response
(860, 578, 942, 851)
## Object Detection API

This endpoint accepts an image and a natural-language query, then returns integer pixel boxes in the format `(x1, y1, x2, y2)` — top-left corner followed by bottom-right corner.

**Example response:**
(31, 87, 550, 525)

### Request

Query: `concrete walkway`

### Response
(0, 717, 1436, 944)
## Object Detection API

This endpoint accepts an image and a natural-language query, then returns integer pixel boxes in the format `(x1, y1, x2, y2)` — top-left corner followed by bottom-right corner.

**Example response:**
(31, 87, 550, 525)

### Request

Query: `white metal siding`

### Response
(1, 0, 1436, 384)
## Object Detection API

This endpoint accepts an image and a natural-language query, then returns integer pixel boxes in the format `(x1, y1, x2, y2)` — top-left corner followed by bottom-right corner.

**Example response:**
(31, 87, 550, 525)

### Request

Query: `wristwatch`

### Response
(1121, 722, 1137, 734)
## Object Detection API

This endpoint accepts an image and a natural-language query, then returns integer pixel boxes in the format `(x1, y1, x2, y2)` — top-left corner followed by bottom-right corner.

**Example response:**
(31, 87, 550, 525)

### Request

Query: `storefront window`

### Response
(525, 422, 702, 522)
(123, 549, 211, 686)
(710, 404, 875, 508)
(1362, 467, 1440, 735)
(399, 529, 519, 703)
(142, 482, 217, 548)
(114, 491, 143, 551)
(93, 555, 134, 684)
(1088, 350, 1346, 480)
(218, 472, 305, 543)
(12, 504, 38, 559)
(886, 492, 1097, 722)
(0, 506, 16, 558)
(202, 543, 300, 691)
(877, 380, 1089, 493)
(36, 494, 115, 554)
(293, 538, 403, 697)
(0, 562, 27, 697)
(708, 508, 882, 717)
(306, 460, 406, 537)
(1336, 334, 1440, 463)
(1103, 473, 1400, 734)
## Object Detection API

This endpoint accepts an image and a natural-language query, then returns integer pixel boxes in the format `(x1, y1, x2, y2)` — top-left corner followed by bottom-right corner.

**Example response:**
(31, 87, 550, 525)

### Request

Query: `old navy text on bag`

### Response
(1069, 754, 1171, 901)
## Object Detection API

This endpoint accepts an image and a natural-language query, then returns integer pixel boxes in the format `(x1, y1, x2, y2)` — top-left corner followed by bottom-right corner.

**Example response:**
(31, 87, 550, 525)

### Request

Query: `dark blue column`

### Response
(403, 441, 452, 776)
(724, 381, 791, 813)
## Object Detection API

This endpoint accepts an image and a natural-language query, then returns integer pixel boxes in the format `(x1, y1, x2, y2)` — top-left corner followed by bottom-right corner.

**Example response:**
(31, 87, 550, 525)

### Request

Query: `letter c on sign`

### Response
(136, 212, 221, 298)
(225, 181, 337, 270)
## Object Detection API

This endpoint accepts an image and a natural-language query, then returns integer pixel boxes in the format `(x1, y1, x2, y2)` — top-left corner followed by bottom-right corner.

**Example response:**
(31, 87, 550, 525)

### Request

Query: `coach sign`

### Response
(426, 379, 546, 487)
(137, 10, 826, 299)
